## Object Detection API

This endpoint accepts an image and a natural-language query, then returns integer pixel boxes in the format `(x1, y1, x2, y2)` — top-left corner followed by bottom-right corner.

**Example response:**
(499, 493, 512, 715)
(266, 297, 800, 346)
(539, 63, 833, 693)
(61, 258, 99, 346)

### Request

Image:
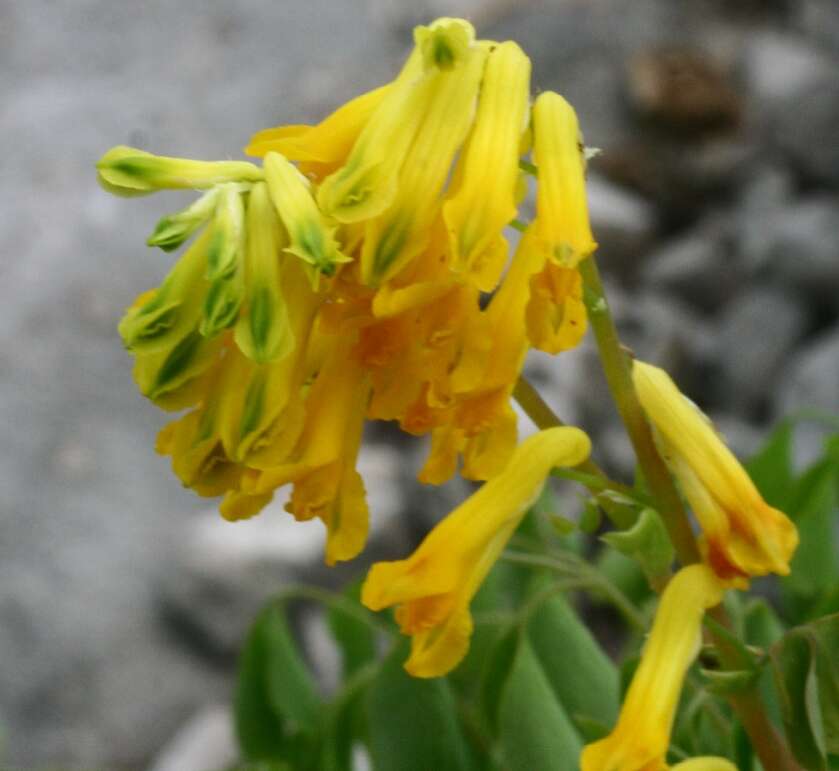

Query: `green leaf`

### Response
(497, 640, 583, 770)
(319, 665, 375, 771)
(782, 456, 839, 617)
(326, 583, 377, 679)
(601, 507, 674, 586)
(234, 604, 321, 762)
(770, 614, 839, 769)
(366, 642, 472, 771)
(480, 624, 523, 731)
(527, 593, 620, 725)
(746, 419, 795, 510)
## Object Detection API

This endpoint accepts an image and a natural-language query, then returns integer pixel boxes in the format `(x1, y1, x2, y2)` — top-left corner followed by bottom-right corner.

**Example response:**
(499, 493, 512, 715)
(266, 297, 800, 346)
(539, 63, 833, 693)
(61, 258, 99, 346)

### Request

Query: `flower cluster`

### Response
(97, 17, 594, 567)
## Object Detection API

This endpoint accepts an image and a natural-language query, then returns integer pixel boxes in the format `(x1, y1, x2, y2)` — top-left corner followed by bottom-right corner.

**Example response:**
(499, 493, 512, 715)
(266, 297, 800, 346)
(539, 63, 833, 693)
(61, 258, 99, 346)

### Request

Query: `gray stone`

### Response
(716, 286, 809, 414)
(742, 197, 839, 305)
(775, 324, 839, 467)
(743, 30, 836, 104)
(587, 173, 659, 281)
(149, 705, 237, 771)
(641, 217, 739, 311)
(775, 79, 839, 186)
(796, 0, 839, 54)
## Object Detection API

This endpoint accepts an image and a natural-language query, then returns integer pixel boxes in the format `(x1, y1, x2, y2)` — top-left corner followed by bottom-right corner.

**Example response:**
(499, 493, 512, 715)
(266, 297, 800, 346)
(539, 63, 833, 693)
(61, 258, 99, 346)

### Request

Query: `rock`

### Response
(148, 705, 237, 771)
(774, 79, 839, 186)
(627, 46, 742, 135)
(774, 324, 839, 466)
(641, 217, 739, 312)
(740, 197, 839, 307)
(586, 172, 659, 282)
(743, 30, 836, 104)
(795, 0, 839, 54)
(715, 286, 808, 415)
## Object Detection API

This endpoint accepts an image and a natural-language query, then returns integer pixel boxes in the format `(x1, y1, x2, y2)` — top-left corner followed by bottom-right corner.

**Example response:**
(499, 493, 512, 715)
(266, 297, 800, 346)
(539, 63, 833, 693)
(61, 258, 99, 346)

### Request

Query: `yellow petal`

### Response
(360, 42, 488, 285)
(581, 565, 726, 771)
(263, 151, 350, 279)
(97, 145, 261, 196)
(317, 18, 476, 226)
(234, 182, 295, 364)
(362, 426, 591, 677)
(245, 85, 390, 173)
(531, 92, 597, 266)
(443, 41, 531, 290)
(525, 262, 587, 354)
(632, 360, 798, 579)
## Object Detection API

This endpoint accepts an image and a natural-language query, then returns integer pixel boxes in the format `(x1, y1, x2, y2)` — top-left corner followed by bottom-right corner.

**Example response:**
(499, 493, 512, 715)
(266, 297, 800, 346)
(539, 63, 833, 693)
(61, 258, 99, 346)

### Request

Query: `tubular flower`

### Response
(581, 565, 729, 771)
(97, 16, 598, 564)
(361, 427, 591, 678)
(632, 361, 798, 581)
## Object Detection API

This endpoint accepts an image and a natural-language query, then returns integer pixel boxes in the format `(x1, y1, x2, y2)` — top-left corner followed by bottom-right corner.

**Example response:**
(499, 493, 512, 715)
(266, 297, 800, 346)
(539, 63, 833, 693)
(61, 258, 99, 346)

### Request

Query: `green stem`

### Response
(513, 376, 640, 527)
(578, 254, 801, 771)
(577, 256, 700, 565)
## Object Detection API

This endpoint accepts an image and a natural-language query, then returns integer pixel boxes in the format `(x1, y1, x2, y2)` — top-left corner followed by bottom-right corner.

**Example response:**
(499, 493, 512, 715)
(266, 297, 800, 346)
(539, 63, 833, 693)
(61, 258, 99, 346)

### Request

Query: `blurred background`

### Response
(2, 0, 838, 767)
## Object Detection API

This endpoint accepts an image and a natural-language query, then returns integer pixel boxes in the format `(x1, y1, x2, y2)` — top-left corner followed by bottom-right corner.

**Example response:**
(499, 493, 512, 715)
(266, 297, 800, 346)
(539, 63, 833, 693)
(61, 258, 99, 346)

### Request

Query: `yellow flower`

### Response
(632, 361, 798, 581)
(361, 426, 591, 678)
(97, 145, 262, 196)
(263, 151, 351, 280)
(317, 18, 476, 226)
(531, 92, 597, 266)
(441, 40, 531, 291)
(525, 261, 587, 354)
(581, 565, 727, 771)
(671, 760, 738, 771)
(358, 37, 488, 285)
(245, 85, 390, 177)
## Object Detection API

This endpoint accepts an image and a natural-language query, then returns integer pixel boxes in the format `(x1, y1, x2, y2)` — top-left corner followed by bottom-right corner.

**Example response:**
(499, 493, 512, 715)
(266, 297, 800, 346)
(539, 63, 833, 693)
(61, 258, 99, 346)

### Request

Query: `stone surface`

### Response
(741, 197, 839, 306)
(641, 217, 738, 312)
(774, 79, 839, 186)
(148, 705, 237, 771)
(716, 286, 809, 415)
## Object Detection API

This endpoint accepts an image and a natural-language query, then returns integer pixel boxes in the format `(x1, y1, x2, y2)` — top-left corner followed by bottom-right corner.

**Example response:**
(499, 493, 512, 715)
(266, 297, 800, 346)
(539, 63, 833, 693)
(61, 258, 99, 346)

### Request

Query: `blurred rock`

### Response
(796, 0, 839, 53)
(774, 324, 839, 466)
(641, 217, 739, 312)
(775, 323, 839, 419)
(149, 705, 237, 771)
(627, 46, 741, 135)
(599, 135, 757, 224)
(716, 286, 808, 415)
(586, 172, 659, 281)
(744, 30, 835, 104)
(775, 79, 839, 186)
(741, 197, 839, 307)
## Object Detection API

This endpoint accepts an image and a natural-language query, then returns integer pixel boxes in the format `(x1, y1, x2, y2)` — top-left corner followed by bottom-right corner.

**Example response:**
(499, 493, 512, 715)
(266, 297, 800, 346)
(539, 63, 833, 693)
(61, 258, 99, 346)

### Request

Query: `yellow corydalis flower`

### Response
(360, 34, 488, 285)
(531, 92, 597, 266)
(362, 426, 591, 678)
(263, 151, 350, 280)
(581, 564, 727, 771)
(632, 361, 798, 581)
(97, 145, 262, 196)
(442, 40, 531, 291)
(245, 85, 390, 176)
(234, 182, 294, 364)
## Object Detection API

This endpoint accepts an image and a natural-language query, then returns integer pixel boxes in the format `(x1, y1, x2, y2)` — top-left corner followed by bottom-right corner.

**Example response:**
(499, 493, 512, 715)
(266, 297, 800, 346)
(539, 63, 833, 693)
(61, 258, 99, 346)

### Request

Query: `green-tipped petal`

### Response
(263, 152, 350, 279)
(119, 229, 211, 353)
(147, 188, 220, 252)
(97, 145, 262, 196)
(234, 182, 294, 364)
(206, 184, 246, 280)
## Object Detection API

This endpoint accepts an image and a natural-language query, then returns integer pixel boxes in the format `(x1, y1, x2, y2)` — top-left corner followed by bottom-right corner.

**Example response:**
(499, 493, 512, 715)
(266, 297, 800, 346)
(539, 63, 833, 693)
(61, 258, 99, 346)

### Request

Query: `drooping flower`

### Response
(361, 427, 591, 677)
(632, 361, 798, 581)
(581, 564, 729, 771)
(97, 15, 598, 565)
